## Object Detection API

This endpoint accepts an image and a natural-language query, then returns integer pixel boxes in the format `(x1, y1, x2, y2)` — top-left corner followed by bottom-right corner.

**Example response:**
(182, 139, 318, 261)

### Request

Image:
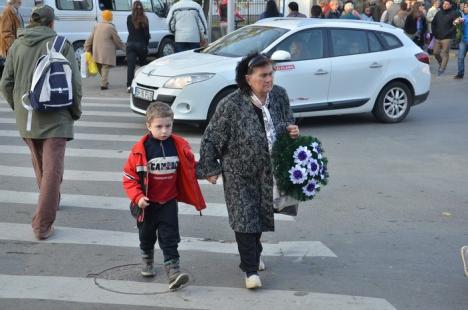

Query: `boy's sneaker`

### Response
(453, 74, 463, 80)
(437, 69, 445, 76)
(164, 259, 189, 290)
(258, 257, 265, 271)
(461, 246, 468, 277)
(141, 253, 155, 277)
(245, 273, 262, 289)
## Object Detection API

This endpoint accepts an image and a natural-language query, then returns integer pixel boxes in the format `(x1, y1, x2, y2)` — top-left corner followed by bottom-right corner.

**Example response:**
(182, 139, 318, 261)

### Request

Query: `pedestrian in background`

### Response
(431, 0, 457, 76)
(404, 2, 427, 47)
(319, 0, 331, 17)
(426, 0, 441, 53)
(122, 101, 206, 290)
(311, 4, 323, 17)
(325, 0, 341, 18)
(259, 0, 283, 19)
(453, 3, 468, 79)
(380, 0, 394, 23)
(196, 53, 299, 290)
(167, 0, 208, 52)
(287, 1, 306, 17)
(126, 0, 150, 93)
(0, 5, 82, 240)
(393, 2, 409, 28)
(218, 0, 245, 37)
(84, 10, 125, 90)
(361, 6, 375, 21)
(0, 0, 24, 76)
(341, 2, 361, 19)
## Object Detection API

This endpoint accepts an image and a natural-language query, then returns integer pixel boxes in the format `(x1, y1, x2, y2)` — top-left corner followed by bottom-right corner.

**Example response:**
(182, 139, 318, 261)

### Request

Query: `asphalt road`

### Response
(0, 56, 467, 310)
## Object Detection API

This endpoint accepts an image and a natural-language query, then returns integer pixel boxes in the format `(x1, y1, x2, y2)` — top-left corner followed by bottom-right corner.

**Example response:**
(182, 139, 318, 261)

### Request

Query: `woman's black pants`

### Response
(235, 231, 263, 273)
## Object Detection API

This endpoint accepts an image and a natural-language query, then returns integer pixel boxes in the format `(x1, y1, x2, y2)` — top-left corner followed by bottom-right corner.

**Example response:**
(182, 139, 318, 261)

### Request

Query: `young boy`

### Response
(123, 102, 206, 290)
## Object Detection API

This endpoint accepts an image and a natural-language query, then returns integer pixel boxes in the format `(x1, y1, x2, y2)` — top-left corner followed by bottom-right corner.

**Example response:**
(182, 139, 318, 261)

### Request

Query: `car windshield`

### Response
(201, 26, 289, 57)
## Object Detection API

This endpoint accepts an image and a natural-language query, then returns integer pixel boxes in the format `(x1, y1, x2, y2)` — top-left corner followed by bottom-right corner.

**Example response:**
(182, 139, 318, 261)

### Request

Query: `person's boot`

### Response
(164, 258, 189, 290)
(141, 251, 155, 277)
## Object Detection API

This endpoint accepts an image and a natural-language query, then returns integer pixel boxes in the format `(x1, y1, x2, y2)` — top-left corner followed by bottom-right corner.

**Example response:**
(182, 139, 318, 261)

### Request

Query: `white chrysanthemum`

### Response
(302, 179, 320, 197)
(289, 165, 308, 184)
(293, 146, 312, 166)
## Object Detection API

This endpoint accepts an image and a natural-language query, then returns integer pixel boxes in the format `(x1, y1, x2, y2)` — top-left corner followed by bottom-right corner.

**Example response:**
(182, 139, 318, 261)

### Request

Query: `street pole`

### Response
(227, 0, 235, 34)
(208, 0, 213, 42)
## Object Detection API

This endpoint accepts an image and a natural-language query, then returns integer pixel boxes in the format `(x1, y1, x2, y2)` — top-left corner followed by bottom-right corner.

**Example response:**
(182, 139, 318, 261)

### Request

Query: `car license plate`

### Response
(134, 87, 154, 101)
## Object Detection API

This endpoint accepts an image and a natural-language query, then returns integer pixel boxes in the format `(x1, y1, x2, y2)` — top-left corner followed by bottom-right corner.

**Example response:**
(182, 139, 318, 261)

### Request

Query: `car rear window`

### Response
(202, 26, 288, 57)
(330, 29, 369, 57)
(377, 32, 403, 50)
(368, 31, 384, 52)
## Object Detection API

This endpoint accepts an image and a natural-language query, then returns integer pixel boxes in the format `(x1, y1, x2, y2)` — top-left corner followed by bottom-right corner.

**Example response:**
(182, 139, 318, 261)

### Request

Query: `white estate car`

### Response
(130, 18, 430, 124)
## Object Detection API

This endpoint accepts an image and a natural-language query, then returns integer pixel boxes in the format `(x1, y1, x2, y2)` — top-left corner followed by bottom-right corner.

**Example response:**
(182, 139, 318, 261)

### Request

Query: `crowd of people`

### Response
(261, 0, 468, 78)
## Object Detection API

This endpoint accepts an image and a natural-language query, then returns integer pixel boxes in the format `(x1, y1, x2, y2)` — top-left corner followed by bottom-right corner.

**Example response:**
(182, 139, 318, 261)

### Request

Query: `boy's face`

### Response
(147, 117, 173, 141)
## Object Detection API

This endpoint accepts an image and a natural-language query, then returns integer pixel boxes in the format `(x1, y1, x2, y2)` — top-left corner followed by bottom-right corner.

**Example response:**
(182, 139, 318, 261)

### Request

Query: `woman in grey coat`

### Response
(196, 53, 299, 289)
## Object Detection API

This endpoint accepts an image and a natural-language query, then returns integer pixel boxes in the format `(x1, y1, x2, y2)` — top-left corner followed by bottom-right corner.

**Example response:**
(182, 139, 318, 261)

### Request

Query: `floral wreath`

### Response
(272, 133, 329, 201)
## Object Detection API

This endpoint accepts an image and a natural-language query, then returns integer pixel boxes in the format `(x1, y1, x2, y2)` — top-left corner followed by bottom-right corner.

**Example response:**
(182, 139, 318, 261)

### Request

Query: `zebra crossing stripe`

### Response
(0, 165, 220, 185)
(0, 222, 336, 257)
(0, 107, 137, 118)
(0, 130, 201, 145)
(0, 190, 294, 221)
(0, 117, 145, 129)
(0, 145, 202, 160)
(0, 274, 397, 310)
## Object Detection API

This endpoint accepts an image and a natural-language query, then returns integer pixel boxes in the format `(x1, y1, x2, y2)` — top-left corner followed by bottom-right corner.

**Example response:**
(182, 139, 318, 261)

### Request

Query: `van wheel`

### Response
(206, 87, 236, 124)
(373, 81, 412, 123)
(73, 41, 85, 68)
(158, 37, 175, 58)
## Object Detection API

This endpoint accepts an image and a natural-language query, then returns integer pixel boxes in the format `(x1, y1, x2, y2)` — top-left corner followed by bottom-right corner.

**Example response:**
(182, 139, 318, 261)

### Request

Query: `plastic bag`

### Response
(80, 53, 87, 78)
(85, 52, 98, 76)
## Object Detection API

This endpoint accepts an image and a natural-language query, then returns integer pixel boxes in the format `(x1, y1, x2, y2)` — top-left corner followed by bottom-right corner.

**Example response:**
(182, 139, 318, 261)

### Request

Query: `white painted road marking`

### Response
(0, 274, 397, 310)
(0, 223, 336, 257)
(0, 117, 145, 129)
(0, 107, 138, 118)
(0, 190, 294, 221)
(0, 129, 201, 145)
(0, 165, 220, 185)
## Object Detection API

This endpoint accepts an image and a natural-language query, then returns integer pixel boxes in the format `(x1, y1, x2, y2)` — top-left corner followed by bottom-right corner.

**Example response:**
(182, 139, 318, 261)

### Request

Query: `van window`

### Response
(99, 0, 130, 10)
(152, 0, 166, 17)
(56, 0, 93, 11)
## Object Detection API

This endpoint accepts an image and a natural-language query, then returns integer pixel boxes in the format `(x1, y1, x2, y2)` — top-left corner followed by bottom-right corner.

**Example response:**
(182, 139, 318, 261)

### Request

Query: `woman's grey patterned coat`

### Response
(196, 85, 294, 233)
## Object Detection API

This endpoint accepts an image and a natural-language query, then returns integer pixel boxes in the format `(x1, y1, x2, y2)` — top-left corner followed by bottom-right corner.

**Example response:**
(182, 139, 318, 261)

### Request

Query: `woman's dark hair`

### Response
(132, 1, 148, 29)
(311, 5, 322, 17)
(288, 1, 299, 11)
(400, 2, 408, 10)
(235, 52, 273, 93)
(264, 0, 281, 18)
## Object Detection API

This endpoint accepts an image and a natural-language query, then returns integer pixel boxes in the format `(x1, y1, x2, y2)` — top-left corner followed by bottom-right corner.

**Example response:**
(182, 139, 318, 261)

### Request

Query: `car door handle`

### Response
(314, 69, 328, 75)
(369, 62, 383, 68)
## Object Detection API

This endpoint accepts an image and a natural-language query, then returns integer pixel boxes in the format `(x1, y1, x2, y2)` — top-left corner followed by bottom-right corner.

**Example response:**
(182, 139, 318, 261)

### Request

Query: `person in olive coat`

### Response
(0, 5, 82, 240)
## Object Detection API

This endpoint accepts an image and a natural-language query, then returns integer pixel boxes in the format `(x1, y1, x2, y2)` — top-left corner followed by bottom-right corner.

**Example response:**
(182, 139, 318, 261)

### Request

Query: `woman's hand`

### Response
(206, 175, 219, 184)
(138, 196, 150, 209)
(287, 124, 300, 139)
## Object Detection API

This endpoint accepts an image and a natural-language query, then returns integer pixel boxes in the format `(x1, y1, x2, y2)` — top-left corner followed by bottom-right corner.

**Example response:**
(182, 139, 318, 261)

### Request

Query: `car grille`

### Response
(132, 95, 153, 111)
(136, 83, 159, 90)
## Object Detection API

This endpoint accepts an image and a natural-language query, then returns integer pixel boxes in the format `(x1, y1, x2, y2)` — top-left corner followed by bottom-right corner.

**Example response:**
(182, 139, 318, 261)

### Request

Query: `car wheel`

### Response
(73, 41, 85, 68)
(206, 87, 237, 124)
(373, 81, 412, 123)
(158, 37, 175, 58)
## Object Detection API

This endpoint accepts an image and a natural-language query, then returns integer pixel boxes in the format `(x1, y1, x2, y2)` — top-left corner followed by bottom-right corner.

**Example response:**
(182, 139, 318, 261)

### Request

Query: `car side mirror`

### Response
(271, 50, 291, 62)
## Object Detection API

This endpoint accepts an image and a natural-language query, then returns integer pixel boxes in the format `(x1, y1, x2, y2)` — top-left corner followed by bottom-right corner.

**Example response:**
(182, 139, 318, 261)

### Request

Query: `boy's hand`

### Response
(206, 175, 218, 184)
(138, 196, 150, 209)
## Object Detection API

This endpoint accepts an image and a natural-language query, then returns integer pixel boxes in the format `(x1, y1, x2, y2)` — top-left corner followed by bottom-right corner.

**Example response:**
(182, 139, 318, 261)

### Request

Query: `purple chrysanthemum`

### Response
(289, 165, 308, 184)
(293, 146, 312, 166)
(307, 159, 320, 176)
(302, 179, 320, 197)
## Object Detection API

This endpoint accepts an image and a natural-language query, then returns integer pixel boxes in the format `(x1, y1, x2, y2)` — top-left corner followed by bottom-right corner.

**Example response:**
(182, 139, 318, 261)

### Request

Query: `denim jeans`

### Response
(457, 40, 468, 77)
(175, 42, 200, 53)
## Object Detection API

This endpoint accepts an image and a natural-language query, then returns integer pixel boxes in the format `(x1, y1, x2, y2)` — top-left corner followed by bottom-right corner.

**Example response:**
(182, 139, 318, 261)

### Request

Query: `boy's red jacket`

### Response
(123, 133, 206, 212)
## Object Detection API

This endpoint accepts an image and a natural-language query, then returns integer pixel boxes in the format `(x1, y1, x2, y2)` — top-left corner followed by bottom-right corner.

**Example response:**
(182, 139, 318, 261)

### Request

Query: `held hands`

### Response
(138, 196, 150, 209)
(287, 124, 300, 139)
(206, 175, 219, 184)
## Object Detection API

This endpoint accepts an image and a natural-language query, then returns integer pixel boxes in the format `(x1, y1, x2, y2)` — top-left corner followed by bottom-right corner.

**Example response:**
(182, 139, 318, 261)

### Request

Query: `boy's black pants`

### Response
(137, 199, 180, 262)
(235, 231, 263, 273)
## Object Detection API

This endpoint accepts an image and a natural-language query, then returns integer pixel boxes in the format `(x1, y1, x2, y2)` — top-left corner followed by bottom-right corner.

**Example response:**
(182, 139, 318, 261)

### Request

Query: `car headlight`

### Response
(163, 73, 215, 89)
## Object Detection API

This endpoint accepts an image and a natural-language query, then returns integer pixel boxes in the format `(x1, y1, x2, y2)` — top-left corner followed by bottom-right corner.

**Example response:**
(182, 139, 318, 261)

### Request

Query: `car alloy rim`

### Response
(383, 87, 408, 119)
(74, 46, 84, 66)
(163, 44, 174, 56)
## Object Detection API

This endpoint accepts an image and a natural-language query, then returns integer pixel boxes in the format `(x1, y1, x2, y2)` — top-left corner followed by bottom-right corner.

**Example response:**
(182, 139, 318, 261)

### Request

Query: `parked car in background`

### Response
(1, 0, 175, 62)
(130, 18, 431, 124)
